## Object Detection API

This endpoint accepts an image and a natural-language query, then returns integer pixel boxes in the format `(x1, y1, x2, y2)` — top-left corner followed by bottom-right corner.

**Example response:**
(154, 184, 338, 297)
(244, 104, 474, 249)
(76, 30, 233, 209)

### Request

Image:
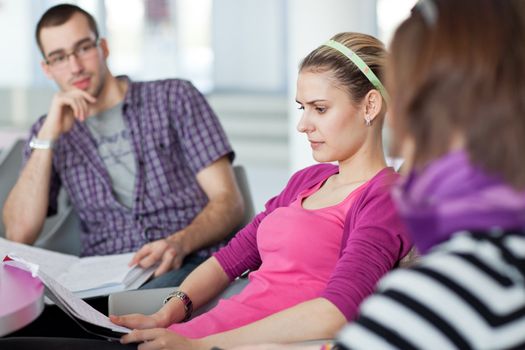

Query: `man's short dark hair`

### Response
(36, 4, 99, 56)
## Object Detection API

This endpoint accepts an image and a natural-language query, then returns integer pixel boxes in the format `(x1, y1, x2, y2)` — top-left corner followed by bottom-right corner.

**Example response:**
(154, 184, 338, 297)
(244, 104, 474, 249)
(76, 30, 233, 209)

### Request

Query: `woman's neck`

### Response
(337, 139, 387, 184)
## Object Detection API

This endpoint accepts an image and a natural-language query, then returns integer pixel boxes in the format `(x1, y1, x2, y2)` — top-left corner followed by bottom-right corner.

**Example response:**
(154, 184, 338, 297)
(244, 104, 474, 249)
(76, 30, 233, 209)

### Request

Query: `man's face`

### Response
(39, 12, 108, 97)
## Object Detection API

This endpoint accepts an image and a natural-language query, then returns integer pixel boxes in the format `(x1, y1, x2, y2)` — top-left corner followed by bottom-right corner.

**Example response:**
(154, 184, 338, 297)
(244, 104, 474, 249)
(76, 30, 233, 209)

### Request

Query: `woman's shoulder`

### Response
(368, 167, 400, 189)
(350, 167, 400, 205)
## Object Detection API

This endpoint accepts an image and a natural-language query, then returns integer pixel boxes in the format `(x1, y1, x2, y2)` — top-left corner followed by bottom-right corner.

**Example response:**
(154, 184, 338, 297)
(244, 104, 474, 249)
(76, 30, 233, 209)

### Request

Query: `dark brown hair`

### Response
(299, 32, 388, 108)
(389, 0, 525, 187)
(36, 4, 99, 56)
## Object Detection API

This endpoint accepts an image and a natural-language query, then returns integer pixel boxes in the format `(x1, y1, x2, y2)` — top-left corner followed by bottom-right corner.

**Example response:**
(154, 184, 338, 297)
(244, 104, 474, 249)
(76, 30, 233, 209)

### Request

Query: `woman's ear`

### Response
(363, 89, 383, 124)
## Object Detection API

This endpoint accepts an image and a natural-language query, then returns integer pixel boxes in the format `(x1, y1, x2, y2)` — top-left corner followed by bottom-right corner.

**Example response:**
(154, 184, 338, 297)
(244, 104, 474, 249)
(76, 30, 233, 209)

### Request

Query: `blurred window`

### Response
(377, 0, 417, 45)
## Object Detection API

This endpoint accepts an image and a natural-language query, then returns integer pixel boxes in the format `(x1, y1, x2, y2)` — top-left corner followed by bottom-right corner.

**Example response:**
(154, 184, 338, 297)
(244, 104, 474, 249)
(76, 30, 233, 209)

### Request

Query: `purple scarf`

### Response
(392, 150, 525, 254)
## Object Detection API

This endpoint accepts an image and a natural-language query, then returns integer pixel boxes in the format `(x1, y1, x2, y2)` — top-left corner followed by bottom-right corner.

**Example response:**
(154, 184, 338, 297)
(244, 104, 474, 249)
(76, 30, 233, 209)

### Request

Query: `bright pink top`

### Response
(214, 165, 411, 321)
(168, 178, 368, 338)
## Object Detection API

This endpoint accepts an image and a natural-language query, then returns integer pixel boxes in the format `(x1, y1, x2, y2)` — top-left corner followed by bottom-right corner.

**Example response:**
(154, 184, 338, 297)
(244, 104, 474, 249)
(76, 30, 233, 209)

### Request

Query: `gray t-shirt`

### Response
(85, 102, 136, 208)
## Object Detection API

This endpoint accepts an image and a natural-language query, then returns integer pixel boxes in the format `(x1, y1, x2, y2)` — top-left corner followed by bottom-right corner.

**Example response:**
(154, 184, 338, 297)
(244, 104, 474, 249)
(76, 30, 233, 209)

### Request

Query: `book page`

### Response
(57, 252, 136, 292)
(35, 268, 131, 333)
(73, 265, 156, 299)
(0, 237, 77, 278)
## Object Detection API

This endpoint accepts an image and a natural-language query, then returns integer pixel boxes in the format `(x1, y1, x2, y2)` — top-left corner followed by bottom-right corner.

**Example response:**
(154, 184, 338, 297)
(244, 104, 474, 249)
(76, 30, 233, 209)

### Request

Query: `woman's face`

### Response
(296, 69, 368, 163)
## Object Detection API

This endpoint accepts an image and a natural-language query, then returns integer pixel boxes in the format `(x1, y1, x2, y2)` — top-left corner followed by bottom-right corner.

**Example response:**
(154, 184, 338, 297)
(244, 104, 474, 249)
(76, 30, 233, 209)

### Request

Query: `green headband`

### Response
(324, 39, 390, 104)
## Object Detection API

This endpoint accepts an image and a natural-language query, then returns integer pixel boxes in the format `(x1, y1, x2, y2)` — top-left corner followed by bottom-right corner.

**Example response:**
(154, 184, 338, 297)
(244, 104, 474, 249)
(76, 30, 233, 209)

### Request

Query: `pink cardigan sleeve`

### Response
(212, 211, 264, 281)
(320, 171, 412, 321)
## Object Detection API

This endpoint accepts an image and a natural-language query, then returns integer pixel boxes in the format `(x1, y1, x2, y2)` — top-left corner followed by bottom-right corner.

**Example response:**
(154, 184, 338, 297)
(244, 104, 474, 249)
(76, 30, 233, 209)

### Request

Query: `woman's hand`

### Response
(109, 310, 171, 330)
(120, 328, 203, 350)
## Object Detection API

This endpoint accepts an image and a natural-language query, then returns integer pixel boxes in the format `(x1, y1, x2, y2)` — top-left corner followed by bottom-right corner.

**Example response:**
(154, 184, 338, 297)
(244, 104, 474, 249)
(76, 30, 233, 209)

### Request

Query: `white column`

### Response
(0, 0, 33, 88)
(212, 0, 286, 92)
(287, 0, 378, 173)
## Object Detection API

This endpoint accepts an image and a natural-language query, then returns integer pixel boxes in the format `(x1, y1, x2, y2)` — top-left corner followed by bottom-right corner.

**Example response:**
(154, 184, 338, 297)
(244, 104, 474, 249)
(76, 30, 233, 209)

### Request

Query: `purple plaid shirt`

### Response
(24, 77, 234, 257)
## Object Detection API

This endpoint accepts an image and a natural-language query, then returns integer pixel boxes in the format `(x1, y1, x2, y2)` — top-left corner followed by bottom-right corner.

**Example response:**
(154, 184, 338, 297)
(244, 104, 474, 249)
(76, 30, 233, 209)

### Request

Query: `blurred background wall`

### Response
(0, 0, 416, 210)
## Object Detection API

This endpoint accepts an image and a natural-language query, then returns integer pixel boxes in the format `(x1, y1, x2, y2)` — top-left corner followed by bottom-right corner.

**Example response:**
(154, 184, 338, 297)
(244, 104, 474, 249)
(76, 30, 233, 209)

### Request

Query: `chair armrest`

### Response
(109, 287, 173, 316)
(108, 278, 250, 317)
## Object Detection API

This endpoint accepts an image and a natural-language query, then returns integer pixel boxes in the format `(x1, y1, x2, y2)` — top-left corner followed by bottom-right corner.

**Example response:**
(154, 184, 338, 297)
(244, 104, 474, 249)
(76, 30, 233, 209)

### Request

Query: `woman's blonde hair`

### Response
(300, 32, 388, 107)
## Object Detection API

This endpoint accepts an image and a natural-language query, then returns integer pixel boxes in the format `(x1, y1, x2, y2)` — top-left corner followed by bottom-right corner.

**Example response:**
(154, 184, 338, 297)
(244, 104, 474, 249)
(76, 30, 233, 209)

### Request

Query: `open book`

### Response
(0, 237, 155, 299)
(3, 256, 131, 340)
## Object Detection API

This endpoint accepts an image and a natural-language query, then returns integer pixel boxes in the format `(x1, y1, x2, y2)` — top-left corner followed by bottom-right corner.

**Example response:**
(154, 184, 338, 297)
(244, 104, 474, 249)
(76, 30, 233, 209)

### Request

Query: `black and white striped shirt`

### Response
(336, 231, 525, 350)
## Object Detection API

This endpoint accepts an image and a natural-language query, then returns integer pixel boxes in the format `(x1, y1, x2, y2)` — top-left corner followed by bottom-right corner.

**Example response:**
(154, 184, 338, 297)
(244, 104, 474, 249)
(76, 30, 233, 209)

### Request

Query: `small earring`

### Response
(365, 116, 372, 126)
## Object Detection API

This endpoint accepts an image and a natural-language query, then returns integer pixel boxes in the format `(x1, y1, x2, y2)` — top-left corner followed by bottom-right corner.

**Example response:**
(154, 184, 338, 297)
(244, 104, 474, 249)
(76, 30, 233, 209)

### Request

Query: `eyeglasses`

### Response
(45, 39, 100, 69)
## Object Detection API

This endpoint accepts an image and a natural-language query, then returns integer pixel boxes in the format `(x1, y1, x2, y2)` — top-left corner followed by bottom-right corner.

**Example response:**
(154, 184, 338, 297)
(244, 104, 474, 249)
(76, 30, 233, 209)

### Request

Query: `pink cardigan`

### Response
(214, 164, 411, 320)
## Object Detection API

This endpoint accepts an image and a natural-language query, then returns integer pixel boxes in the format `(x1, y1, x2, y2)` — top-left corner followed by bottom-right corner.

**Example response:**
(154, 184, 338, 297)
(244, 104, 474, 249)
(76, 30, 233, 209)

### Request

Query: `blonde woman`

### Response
(113, 32, 410, 350)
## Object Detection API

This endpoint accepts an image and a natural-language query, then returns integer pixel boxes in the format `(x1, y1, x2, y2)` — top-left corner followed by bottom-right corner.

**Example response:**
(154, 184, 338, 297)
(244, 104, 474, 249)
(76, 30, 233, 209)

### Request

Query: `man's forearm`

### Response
(171, 191, 244, 255)
(3, 149, 54, 243)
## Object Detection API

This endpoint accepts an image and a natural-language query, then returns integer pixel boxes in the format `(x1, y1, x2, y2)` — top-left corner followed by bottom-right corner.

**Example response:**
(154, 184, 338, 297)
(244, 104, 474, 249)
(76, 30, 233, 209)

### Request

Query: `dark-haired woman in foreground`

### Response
(341, 2, 525, 348)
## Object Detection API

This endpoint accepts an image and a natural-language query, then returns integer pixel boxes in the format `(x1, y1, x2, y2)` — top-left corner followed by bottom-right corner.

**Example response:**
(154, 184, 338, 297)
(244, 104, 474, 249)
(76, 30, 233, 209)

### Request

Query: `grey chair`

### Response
(34, 206, 82, 255)
(232, 165, 255, 231)
(109, 276, 250, 317)
(0, 139, 26, 236)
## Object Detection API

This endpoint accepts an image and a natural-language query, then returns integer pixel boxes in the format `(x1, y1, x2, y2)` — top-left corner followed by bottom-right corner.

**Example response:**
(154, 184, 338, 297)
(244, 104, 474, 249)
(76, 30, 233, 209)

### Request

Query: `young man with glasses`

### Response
(3, 4, 244, 289)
